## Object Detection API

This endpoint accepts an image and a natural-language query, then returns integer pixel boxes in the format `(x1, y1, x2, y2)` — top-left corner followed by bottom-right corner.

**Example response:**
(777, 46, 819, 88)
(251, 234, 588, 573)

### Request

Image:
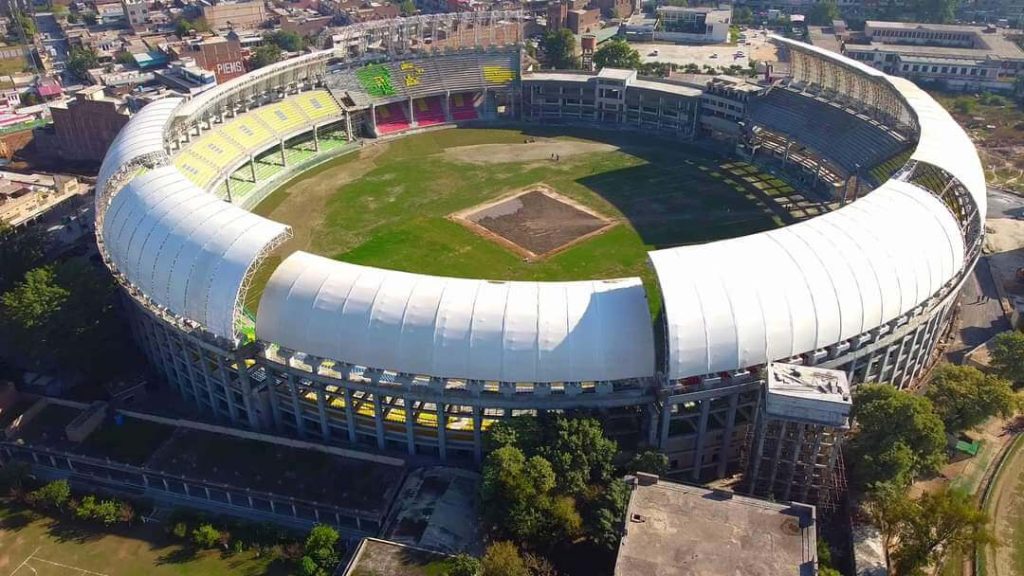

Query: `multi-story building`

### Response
(655, 6, 731, 43)
(822, 20, 1024, 92)
(121, 0, 149, 28)
(42, 86, 131, 162)
(202, 1, 269, 30)
(168, 35, 246, 83)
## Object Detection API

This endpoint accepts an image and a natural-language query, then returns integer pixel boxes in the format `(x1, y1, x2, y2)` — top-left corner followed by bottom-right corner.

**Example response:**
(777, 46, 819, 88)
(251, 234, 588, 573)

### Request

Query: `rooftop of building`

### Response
(342, 538, 453, 576)
(614, 476, 817, 576)
(598, 67, 636, 81)
(845, 20, 1024, 60)
(766, 363, 852, 427)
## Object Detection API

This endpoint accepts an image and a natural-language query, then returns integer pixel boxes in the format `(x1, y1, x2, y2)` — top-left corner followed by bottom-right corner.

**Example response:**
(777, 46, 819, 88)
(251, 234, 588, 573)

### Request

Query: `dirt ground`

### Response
(460, 187, 613, 257)
(985, 422, 1024, 576)
(441, 139, 617, 165)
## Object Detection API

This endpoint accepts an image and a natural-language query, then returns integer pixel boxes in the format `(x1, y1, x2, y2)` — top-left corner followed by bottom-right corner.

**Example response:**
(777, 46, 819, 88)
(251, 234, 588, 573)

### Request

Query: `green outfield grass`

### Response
(250, 126, 805, 315)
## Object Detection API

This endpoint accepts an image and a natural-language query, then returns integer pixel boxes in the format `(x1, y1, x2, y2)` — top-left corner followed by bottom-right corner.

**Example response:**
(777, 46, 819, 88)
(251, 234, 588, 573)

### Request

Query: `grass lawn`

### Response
(0, 502, 291, 576)
(251, 126, 800, 315)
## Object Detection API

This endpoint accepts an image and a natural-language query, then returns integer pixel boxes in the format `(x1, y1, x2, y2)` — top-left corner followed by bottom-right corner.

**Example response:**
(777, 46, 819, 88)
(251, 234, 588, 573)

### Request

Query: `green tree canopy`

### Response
(67, 46, 99, 80)
(29, 479, 70, 511)
(267, 30, 305, 52)
(480, 542, 529, 576)
(446, 554, 481, 576)
(991, 330, 1024, 384)
(848, 384, 947, 488)
(301, 524, 340, 574)
(251, 44, 283, 69)
(192, 523, 221, 549)
(926, 364, 1018, 434)
(593, 40, 641, 70)
(399, 0, 416, 16)
(913, 0, 957, 23)
(883, 487, 994, 575)
(627, 450, 669, 476)
(806, 0, 839, 25)
(541, 29, 577, 69)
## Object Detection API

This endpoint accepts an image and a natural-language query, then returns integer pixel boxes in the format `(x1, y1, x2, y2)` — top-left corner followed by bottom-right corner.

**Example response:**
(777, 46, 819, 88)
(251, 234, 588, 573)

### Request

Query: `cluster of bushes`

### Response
(165, 511, 341, 575)
(16, 479, 136, 528)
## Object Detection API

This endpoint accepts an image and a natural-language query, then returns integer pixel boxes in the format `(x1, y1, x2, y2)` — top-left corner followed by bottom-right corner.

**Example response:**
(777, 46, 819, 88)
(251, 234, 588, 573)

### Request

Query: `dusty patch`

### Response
(441, 139, 618, 165)
(450, 184, 615, 260)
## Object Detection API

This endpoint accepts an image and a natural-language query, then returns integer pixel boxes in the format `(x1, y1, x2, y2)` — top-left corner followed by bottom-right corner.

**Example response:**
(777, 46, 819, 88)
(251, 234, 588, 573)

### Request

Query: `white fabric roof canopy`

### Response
(651, 168, 965, 380)
(257, 252, 656, 383)
(96, 97, 180, 197)
(102, 166, 290, 340)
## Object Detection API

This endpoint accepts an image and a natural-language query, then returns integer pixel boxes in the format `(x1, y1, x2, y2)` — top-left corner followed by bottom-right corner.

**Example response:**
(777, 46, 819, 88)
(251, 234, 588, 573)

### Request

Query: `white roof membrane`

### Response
(257, 252, 656, 383)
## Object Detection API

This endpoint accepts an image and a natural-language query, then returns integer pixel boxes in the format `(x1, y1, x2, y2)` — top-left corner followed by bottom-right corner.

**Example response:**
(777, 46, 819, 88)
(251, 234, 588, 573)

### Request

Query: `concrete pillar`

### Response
(472, 407, 483, 464)
(345, 111, 354, 141)
(370, 105, 378, 136)
(444, 90, 453, 122)
(316, 385, 330, 440)
(344, 388, 357, 444)
(717, 392, 740, 478)
(279, 140, 287, 167)
(437, 403, 447, 461)
(408, 96, 417, 127)
(690, 398, 712, 482)
(213, 354, 239, 424)
(373, 395, 385, 450)
(313, 125, 320, 151)
(658, 401, 671, 448)
(405, 401, 416, 456)
(287, 373, 305, 438)
(250, 155, 258, 182)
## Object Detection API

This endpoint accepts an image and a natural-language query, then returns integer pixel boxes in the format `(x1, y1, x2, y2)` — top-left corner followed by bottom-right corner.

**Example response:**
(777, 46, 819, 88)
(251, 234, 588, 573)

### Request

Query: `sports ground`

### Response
(248, 126, 832, 313)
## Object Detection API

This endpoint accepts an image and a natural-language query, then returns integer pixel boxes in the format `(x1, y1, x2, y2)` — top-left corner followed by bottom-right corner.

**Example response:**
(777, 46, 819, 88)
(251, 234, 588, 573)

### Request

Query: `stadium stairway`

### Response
(413, 96, 446, 127)
(450, 92, 478, 121)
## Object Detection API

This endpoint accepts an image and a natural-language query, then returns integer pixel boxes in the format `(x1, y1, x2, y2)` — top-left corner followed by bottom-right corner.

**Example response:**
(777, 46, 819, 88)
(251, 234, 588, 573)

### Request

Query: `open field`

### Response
(983, 431, 1024, 576)
(930, 92, 1024, 194)
(251, 126, 822, 314)
(0, 503, 290, 576)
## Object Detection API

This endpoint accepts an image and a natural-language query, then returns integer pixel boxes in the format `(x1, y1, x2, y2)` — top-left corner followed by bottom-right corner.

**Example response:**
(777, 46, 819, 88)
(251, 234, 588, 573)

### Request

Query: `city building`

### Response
(614, 474, 818, 576)
(817, 20, 1024, 92)
(0, 171, 83, 227)
(202, 1, 269, 30)
(154, 58, 218, 95)
(41, 86, 131, 162)
(745, 363, 851, 510)
(121, 0, 149, 28)
(654, 6, 731, 43)
(168, 35, 246, 84)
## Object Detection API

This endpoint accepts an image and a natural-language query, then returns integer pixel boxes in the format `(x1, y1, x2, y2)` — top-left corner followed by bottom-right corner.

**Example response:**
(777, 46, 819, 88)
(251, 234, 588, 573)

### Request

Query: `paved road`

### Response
(988, 186, 1024, 219)
(947, 257, 1010, 363)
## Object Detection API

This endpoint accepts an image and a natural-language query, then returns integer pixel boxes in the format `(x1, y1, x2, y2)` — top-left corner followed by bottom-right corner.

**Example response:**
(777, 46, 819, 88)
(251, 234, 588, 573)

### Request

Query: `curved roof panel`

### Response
(256, 252, 656, 383)
(650, 180, 965, 380)
(96, 97, 181, 197)
(102, 166, 289, 340)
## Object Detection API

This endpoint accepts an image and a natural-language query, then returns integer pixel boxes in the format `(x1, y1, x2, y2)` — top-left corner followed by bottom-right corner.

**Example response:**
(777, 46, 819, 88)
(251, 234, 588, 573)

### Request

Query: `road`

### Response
(945, 187, 1024, 362)
(33, 12, 69, 78)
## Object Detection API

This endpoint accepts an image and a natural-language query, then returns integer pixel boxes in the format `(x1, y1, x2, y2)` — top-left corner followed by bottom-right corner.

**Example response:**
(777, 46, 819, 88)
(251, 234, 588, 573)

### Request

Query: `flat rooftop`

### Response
(615, 477, 817, 576)
(343, 538, 452, 576)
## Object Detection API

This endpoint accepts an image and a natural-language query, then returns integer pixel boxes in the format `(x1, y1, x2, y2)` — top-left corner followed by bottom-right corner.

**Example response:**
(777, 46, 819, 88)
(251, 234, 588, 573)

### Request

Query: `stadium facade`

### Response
(94, 13, 985, 489)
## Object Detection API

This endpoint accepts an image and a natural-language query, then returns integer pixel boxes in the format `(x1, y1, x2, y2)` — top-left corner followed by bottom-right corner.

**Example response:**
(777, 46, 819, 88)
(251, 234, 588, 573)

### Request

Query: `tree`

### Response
(926, 364, 1018, 434)
(733, 6, 754, 25)
(991, 330, 1024, 384)
(480, 542, 529, 576)
(864, 482, 913, 573)
(300, 524, 340, 574)
(913, 0, 957, 23)
(893, 488, 994, 575)
(192, 523, 222, 549)
(83, 13, 97, 26)
(446, 554, 481, 576)
(627, 450, 669, 476)
(29, 480, 70, 511)
(847, 384, 946, 488)
(481, 446, 557, 543)
(399, 0, 416, 16)
(67, 46, 99, 80)
(583, 477, 630, 549)
(593, 40, 641, 70)
(251, 44, 282, 69)
(115, 51, 135, 66)
(538, 416, 616, 496)
(1, 266, 68, 332)
(14, 12, 36, 37)
(267, 30, 305, 52)
(174, 17, 210, 37)
(806, 0, 839, 25)
(540, 29, 577, 69)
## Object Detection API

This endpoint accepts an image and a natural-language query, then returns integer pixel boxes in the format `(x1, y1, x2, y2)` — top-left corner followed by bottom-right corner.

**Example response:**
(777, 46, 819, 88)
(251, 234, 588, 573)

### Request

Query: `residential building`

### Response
(202, 1, 269, 30)
(42, 86, 131, 162)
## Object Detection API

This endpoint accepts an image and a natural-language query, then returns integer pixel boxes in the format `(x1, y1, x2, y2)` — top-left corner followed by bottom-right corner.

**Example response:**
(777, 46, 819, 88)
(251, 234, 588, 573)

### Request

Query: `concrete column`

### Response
(658, 401, 671, 449)
(437, 403, 447, 461)
(279, 140, 287, 167)
(224, 176, 233, 204)
(316, 385, 330, 440)
(472, 407, 483, 464)
(408, 96, 417, 127)
(345, 111, 354, 141)
(313, 125, 320, 152)
(267, 377, 283, 431)
(444, 90, 452, 122)
(344, 388, 357, 443)
(717, 392, 740, 478)
(690, 399, 712, 482)
(286, 373, 305, 438)
(373, 395, 385, 450)
(213, 354, 239, 424)
(249, 155, 258, 182)
(370, 105, 378, 135)
(405, 401, 416, 456)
